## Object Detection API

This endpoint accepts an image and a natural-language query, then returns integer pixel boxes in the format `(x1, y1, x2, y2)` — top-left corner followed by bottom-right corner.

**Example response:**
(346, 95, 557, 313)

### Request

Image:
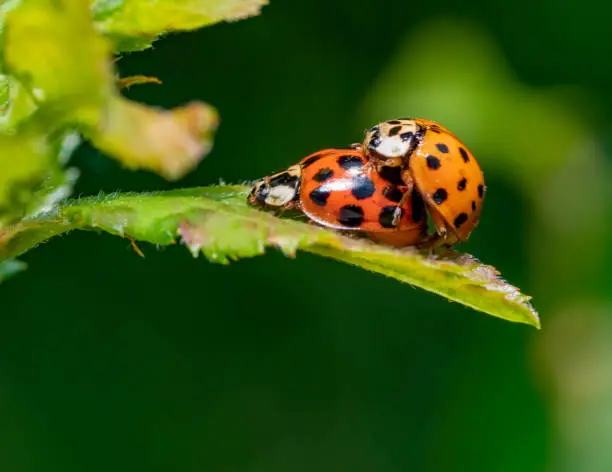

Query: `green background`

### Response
(2, 1, 611, 471)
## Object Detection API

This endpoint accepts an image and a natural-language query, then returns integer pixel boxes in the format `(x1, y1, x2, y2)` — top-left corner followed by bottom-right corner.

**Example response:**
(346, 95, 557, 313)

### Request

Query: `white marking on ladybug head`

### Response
(364, 119, 420, 159)
(250, 165, 301, 208)
(266, 183, 297, 206)
(374, 137, 410, 157)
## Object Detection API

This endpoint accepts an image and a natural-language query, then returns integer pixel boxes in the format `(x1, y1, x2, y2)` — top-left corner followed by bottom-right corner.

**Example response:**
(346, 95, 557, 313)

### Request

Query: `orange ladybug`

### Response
(248, 148, 428, 247)
(362, 118, 485, 246)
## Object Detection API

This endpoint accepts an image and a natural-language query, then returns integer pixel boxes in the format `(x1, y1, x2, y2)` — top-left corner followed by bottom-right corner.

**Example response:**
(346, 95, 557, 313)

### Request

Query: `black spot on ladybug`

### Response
(459, 147, 470, 163)
(309, 187, 330, 207)
(387, 120, 402, 125)
(313, 167, 334, 182)
(388, 125, 402, 137)
(301, 154, 323, 168)
(253, 183, 269, 204)
(379, 166, 405, 186)
(428, 125, 442, 133)
(426, 155, 441, 170)
(457, 177, 467, 191)
(383, 185, 403, 203)
(471, 200, 476, 211)
(454, 212, 468, 228)
(338, 205, 364, 227)
(379, 206, 400, 228)
(432, 188, 448, 205)
(400, 131, 414, 142)
(351, 176, 376, 200)
(415, 127, 426, 141)
(369, 135, 382, 148)
(269, 172, 299, 189)
(411, 189, 425, 223)
(337, 155, 364, 171)
(478, 183, 484, 198)
(436, 143, 449, 153)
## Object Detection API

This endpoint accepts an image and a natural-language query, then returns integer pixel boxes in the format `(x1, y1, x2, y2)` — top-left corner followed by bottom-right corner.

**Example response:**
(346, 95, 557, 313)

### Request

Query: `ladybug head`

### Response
(363, 119, 422, 159)
(247, 165, 301, 208)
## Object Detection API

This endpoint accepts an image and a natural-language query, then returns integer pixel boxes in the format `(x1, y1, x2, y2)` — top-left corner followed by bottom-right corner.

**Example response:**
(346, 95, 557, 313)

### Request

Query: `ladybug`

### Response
(248, 148, 428, 247)
(361, 118, 485, 246)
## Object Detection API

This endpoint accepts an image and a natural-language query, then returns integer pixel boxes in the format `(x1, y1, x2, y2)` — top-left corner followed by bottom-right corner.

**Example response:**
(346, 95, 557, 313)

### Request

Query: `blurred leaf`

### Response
(89, 98, 219, 180)
(0, 0, 22, 73)
(0, 186, 539, 328)
(0, 75, 38, 129)
(0, 0, 219, 194)
(0, 115, 80, 226)
(0, 75, 8, 110)
(0, 127, 60, 227)
(26, 167, 80, 219)
(3, 0, 113, 124)
(92, 0, 269, 52)
(0, 259, 26, 284)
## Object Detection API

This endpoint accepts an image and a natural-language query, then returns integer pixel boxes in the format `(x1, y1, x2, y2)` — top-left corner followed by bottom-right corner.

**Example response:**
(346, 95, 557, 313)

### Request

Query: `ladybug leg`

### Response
(416, 234, 438, 252)
(376, 157, 404, 169)
(416, 224, 458, 252)
(417, 232, 448, 251)
(426, 205, 460, 244)
(270, 200, 300, 217)
(391, 178, 415, 227)
(350, 143, 362, 150)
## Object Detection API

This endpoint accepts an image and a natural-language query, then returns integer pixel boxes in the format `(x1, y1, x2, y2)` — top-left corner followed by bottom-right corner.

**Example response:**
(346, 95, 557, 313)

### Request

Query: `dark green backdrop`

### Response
(3, 1, 612, 471)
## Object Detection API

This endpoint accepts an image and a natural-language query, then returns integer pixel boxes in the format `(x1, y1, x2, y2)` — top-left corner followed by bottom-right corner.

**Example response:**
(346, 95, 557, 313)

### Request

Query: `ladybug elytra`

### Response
(362, 118, 485, 246)
(249, 148, 428, 247)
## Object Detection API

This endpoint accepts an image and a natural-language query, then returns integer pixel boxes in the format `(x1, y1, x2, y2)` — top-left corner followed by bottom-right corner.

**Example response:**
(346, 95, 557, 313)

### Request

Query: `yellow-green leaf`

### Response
(1, 0, 219, 182)
(0, 128, 57, 227)
(3, 0, 113, 123)
(93, 0, 269, 52)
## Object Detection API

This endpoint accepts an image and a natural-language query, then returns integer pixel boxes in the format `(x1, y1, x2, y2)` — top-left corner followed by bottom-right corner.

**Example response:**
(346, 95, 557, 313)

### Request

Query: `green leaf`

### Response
(0, 259, 26, 284)
(92, 0, 270, 52)
(0, 186, 540, 328)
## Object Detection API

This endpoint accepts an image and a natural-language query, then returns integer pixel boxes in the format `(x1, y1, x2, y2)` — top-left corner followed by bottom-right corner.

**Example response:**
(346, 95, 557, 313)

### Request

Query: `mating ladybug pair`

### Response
(248, 118, 486, 249)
